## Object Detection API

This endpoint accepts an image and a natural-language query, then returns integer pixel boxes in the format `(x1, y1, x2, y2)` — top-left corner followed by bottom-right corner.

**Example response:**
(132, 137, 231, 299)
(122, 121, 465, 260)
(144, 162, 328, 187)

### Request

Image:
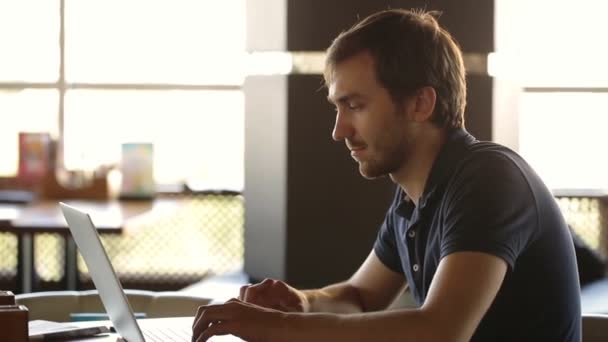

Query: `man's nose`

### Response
(332, 111, 352, 141)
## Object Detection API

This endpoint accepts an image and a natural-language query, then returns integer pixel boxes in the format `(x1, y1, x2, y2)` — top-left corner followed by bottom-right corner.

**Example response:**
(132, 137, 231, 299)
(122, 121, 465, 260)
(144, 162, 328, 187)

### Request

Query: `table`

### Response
(59, 317, 241, 341)
(0, 198, 181, 293)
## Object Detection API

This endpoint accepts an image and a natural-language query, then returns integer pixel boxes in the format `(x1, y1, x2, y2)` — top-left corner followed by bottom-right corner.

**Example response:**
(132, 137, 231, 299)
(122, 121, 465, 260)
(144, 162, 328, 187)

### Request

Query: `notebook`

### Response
(60, 202, 238, 342)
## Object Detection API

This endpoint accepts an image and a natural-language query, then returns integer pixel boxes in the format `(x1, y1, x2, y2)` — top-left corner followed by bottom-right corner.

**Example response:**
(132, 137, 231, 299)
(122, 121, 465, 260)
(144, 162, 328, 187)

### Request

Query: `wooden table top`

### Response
(0, 198, 183, 234)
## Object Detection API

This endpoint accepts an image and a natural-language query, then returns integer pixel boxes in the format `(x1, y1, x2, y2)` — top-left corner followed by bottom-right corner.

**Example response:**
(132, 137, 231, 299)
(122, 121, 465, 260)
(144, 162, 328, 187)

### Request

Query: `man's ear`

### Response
(409, 86, 436, 122)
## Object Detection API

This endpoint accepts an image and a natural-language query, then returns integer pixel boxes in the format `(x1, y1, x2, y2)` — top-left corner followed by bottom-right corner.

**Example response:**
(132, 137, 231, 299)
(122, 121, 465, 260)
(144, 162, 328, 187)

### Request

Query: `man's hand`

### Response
(239, 278, 310, 312)
(192, 298, 288, 342)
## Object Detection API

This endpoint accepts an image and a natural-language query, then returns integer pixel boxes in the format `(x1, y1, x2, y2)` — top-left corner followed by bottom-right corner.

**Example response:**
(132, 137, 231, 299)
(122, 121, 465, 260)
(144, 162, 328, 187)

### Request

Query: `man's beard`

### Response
(358, 127, 413, 179)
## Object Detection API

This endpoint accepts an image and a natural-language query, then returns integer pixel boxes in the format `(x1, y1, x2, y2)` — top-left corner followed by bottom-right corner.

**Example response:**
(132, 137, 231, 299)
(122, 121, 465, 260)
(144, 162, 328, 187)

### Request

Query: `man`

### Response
(193, 9, 581, 341)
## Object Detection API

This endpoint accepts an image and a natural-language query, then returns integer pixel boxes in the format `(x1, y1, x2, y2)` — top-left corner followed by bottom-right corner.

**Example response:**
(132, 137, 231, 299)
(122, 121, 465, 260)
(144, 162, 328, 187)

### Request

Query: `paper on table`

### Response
(28, 320, 110, 341)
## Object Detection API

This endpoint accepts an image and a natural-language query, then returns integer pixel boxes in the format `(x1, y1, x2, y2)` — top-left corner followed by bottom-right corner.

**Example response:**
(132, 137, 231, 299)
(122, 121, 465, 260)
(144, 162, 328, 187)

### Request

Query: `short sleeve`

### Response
(440, 152, 539, 269)
(373, 189, 405, 274)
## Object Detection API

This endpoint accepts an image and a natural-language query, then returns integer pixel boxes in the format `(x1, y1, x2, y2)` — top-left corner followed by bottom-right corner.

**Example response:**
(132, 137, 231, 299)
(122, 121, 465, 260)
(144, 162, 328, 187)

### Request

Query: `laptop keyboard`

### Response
(143, 326, 192, 342)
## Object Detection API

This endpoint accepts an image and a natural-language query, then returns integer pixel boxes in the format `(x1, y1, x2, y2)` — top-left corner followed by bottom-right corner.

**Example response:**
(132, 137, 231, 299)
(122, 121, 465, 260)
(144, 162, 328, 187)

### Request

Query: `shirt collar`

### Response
(395, 191, 415, 219)
(395, 128, 477, 218)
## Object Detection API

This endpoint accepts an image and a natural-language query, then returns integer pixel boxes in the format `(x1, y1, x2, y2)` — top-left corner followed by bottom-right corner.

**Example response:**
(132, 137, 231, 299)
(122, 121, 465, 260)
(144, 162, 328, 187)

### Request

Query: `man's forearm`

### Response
(284, 308, 465, 342)
(302, 282, 365, 313)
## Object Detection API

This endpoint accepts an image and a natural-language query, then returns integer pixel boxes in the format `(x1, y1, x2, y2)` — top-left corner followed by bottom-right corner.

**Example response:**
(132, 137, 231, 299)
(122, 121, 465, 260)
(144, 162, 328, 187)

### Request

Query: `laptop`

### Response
(60, 202, 238, 342)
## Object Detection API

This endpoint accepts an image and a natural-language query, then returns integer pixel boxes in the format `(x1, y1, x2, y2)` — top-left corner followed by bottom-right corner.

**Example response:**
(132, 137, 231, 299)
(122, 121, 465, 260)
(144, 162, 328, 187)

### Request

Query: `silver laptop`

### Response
(60, 202, 195, 342)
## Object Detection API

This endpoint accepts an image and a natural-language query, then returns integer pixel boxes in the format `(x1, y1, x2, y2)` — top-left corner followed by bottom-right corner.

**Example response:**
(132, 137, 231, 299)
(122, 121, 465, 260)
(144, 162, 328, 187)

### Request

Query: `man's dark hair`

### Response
(324, 9, 467, 129)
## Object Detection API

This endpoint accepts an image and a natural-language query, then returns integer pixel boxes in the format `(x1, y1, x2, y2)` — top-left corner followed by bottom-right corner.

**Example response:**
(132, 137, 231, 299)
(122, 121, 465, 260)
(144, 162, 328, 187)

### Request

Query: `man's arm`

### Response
(238, 250, 407, 313)
(194, 251, 507, 342)
(303, 250, 407, 313)
(290, 251, 508, 342)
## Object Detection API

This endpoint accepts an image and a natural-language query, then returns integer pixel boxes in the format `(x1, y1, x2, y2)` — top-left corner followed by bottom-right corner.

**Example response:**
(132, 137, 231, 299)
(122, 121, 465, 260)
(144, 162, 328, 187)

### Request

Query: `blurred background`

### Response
(0, 0, 607, 297)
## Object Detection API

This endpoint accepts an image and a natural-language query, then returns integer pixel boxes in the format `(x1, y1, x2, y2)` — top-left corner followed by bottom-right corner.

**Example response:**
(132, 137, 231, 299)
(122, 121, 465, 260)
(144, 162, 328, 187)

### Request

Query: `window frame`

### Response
(0, 0, 243, 190)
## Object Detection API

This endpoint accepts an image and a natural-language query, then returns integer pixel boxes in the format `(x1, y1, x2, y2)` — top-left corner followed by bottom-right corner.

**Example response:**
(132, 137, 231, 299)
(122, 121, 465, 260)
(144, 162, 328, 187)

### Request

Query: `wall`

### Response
(244, 0, 494, 288)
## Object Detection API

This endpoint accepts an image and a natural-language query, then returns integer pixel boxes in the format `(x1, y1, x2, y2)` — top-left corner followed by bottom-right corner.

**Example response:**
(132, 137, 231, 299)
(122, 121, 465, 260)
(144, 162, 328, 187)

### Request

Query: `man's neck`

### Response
(390, 127, 447, 206)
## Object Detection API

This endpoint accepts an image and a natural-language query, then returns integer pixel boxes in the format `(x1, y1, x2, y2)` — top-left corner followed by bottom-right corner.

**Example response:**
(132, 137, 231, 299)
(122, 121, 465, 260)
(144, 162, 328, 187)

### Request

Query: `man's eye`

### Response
(348, 103, 362, 110)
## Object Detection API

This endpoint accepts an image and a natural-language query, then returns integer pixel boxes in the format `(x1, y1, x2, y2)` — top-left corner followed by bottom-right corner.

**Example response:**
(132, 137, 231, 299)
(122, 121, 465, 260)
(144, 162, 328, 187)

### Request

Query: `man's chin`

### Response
(358, 163, 386, 180)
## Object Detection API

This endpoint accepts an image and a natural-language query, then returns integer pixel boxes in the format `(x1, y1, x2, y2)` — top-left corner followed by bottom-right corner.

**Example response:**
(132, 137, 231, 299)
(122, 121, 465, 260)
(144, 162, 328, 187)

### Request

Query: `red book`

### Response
(18, 132, 51, 186)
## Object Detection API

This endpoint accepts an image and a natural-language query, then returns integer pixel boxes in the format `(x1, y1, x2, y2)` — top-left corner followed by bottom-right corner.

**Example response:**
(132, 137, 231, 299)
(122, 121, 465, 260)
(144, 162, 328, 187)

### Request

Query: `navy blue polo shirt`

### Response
(374, 128, 581, 341)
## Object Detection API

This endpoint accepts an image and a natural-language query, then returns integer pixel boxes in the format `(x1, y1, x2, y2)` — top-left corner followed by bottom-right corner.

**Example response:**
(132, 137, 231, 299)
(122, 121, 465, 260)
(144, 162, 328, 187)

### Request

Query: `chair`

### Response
(15, 289, 211, 322)
(583, 313, 608, 342)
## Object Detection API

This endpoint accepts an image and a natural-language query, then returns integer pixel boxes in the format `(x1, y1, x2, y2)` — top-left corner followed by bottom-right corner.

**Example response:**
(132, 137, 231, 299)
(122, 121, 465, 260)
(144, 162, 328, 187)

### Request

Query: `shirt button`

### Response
(413, 264, 420, 272)
(408, 230, 416, 238)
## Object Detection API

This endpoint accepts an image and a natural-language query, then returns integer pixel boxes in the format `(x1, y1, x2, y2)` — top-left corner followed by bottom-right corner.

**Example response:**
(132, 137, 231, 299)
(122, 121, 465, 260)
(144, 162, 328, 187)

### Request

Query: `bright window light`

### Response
(246, 52, 293, 75)
(494, 0, 608, 191)
(65, 0, 246, 85)
(0, 0, 247, 190)
(519, 92, 608, 190)
(0, 0, 59, 82)
(64, 90, 244, 190)
(494, 0, 608, 87)
(0, 90, 59, 176)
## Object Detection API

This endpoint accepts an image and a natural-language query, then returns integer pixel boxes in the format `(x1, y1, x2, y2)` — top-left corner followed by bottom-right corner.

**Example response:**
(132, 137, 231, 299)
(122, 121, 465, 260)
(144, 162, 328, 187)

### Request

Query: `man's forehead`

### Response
(326, 81, 339, 102)
(329, 54, 373, 79)
(327, 54, 376, 102)
(327, 80, 351, 103)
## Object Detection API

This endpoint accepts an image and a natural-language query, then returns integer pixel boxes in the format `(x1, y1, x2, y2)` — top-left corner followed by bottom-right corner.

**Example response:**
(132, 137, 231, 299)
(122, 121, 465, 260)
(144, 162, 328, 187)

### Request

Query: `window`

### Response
(0, 0, 246, 191)
(493, 0, 608, 191)
(0, 90, 59, 176)
(519, 92, 608, 190)
(0, 1, 59, 83)
(64, 90, 244, 188)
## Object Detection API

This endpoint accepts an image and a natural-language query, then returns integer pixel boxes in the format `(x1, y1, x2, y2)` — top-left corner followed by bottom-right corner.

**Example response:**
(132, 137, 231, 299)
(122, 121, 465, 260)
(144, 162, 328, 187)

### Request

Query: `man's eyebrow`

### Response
(327, 93, 362, 104)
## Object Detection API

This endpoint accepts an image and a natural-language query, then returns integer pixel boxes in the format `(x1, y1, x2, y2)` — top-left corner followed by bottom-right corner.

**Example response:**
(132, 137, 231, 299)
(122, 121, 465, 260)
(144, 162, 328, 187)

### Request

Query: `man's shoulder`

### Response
(465, 140, 520, 162)
(440, 141, 541, 209)
(452, 141, 528, 179)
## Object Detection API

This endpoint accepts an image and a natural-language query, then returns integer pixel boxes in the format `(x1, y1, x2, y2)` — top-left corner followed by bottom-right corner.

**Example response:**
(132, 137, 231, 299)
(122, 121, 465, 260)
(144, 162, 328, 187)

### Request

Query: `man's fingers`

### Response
(279, 297, 300, 312)
(242, 279, 273, 303)
(239, 284, 249, 300)
(238, 279, 304, 312)
(197, 321, 242, 342)
(192, 302, 255, 341)
(193, 305, 208, 329)
(247, 279, 273, 293)
(192, 303, 237, 338)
